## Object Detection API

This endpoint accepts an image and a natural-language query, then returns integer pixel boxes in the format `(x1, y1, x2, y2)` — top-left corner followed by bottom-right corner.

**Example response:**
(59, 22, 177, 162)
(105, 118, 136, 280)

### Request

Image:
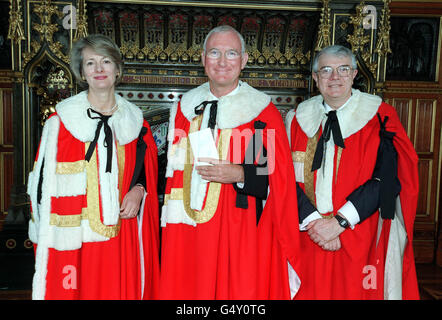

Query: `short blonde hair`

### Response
(70, 34, 123, 87)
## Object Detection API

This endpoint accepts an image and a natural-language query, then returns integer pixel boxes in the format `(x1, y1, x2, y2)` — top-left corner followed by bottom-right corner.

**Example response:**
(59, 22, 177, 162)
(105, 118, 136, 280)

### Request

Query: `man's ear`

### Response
(240, 52, 249, 70)
(352, 68, 358, 80)
(312, 71, 318, 85)
(201, 52, 206, 67)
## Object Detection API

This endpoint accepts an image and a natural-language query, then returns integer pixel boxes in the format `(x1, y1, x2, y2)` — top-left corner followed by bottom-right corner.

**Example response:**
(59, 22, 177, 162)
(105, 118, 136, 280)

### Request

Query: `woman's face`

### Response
(81, 47, 118, 92)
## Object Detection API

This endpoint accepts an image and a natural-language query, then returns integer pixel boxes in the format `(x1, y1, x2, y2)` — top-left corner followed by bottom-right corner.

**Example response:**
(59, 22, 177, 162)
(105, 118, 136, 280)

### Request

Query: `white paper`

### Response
(188, 128, 219, 166)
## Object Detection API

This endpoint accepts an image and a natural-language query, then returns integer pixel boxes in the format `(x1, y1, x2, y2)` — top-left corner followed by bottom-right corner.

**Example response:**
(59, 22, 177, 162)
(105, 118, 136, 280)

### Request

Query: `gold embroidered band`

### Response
(182, 115, 232, 224)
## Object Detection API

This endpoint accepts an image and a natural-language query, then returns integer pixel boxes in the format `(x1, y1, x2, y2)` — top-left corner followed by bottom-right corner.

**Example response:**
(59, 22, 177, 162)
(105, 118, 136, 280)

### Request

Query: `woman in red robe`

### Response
(27, 34, 159, 299)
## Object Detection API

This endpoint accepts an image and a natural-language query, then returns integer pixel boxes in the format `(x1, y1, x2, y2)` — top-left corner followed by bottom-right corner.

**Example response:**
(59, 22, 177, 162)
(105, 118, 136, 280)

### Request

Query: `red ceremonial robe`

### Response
(159, 81, 301, 299)
(27, 91, 160, 300)
(287, 89, 419, 300)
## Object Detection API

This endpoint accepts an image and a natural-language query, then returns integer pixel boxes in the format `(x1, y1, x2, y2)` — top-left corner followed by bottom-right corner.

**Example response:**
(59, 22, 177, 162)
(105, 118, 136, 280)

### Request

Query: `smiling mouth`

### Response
(94, 76, 108, 80)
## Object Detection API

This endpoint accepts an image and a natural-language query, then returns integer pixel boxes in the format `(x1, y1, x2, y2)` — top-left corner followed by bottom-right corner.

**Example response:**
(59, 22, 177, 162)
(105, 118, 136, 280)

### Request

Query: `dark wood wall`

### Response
(383, 1, 442, 264)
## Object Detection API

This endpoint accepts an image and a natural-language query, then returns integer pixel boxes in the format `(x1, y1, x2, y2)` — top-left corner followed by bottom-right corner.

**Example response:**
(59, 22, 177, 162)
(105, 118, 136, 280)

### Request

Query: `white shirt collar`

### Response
(208, 83, 241, 101)
(323, 94, 353, 113)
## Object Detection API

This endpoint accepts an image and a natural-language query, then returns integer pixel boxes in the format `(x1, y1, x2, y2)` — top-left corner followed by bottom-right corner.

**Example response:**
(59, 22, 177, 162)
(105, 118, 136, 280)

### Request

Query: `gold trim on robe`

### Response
(182, 115, 232, 224)
(83, 142, 121, 238)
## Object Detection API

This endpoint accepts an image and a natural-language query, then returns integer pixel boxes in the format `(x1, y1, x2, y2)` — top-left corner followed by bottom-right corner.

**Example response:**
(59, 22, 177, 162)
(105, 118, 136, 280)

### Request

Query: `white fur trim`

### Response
(180, 81, 271, 129)
(27, 119, 52, 243)
(31, 116, 60, 300)
(288, 261, 301, 299)
(96, 128, 120, 226)
(168, 145, 186, 174)
(294, 162, 304, 183)
(315, 137, 335, 213)
(190, 168, 208, 211)
(110, 93, 144, 145)
(285, 109, 296, 146)
(55, 91, 143, 145)
(165, 101, 180, 178)
(55, 172, 87, 197)
(384, 196, 407, 300)
(161, 200, 197, 227)
(28, 218, 38, 244)
(295, 89, 381, 139)
(48, 219, 108, 251)
(138, 192, 147, 300)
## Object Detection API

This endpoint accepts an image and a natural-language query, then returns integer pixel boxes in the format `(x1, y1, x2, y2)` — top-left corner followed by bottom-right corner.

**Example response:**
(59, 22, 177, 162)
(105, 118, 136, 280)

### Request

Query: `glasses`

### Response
(205, 48, 241, 60)
(316, 65, 353, 79)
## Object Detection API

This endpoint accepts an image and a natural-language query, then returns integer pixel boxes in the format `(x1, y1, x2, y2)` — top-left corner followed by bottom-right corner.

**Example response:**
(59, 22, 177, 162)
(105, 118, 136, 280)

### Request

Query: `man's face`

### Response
(202, 30, 248, 93)
(312, 54, 358, 107)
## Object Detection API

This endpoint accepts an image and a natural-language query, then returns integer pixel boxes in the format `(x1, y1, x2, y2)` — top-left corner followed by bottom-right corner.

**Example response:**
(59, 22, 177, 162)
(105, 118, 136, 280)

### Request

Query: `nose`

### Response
(217, 54, 228, 66)
(329, 69, 339, 80)
(95, 63, 103, 72)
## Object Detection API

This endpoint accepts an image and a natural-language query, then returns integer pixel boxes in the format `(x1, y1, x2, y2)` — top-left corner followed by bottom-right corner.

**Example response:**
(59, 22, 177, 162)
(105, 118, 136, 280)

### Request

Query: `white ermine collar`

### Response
(180, 81, 271, 129)
(295, 89, 382, 138)
(56, 90, 143, 145)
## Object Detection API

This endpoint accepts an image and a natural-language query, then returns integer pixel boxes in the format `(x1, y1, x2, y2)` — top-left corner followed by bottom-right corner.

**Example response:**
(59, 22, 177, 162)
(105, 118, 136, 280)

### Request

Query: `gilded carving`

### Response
(315, 0, 331, 52)
(7, 0, 25, 44)
(74, 0, 88, 41)
(375, 0, 392, 58)
(23, 0, 71, 68)
(346, 0, 378, 76)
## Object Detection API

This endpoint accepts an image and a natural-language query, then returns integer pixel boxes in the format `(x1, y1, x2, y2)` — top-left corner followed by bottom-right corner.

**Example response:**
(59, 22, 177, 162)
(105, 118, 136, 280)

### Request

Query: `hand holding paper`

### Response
(188, 128, 219, 166)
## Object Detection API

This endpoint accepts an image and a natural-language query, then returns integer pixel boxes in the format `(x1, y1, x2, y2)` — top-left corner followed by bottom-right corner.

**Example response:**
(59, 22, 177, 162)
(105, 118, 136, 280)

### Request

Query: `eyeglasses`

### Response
(205, 48, 241, 60)
(316, 65, 353, 79)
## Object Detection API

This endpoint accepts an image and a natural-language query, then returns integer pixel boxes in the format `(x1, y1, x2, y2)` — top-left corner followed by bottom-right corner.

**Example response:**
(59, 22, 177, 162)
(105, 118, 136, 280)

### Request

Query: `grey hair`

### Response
(203, 25, 246, 55)
(70, 34, 124, 87)
(312, 45, 357, 72)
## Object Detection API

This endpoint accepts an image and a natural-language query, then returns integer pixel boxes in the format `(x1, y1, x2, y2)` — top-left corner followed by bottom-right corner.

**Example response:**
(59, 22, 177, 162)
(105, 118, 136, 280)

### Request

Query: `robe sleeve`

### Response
(140, 120, 161, 299)
(381, 103, 419, 299)
(257, 103, 302, 299)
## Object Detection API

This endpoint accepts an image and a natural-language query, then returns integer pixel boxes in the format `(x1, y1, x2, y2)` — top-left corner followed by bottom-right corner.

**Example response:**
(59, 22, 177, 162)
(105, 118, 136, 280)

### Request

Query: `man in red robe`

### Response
(286, 45, 419, 299)
(159, 25, 301, 299)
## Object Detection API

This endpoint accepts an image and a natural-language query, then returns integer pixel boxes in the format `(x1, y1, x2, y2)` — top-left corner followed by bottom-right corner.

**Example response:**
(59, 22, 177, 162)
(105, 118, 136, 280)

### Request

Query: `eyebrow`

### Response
(208, 48, 239, 52)
(320, 64, 351, 69)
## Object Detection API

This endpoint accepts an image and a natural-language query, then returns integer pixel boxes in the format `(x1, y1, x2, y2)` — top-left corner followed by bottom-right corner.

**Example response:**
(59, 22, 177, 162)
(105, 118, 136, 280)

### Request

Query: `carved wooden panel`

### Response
(87, 2, 319, 91)
(416, 160, 431, 217)
(414, 99, 436, 153)
(386, 97, 412, 135)
(385, 93, 441, 263)
(0, 153, 13, 215)
(0, 88, 13, 218)
(1, 90, 13, 145)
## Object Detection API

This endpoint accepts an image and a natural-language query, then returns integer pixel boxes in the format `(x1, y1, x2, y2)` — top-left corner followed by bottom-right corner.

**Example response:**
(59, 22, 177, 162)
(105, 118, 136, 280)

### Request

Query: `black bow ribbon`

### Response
(85, 108, 113, 173)
(194, 100, 218, 129)
(311, 110, 345, 172)
(372, 113, 400, 219)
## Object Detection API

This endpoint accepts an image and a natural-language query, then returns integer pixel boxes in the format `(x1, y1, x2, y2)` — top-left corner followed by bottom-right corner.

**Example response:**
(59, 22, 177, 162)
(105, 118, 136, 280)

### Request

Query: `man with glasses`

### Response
(159, 25, 301, 299)
(285, 45, 419, 299)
